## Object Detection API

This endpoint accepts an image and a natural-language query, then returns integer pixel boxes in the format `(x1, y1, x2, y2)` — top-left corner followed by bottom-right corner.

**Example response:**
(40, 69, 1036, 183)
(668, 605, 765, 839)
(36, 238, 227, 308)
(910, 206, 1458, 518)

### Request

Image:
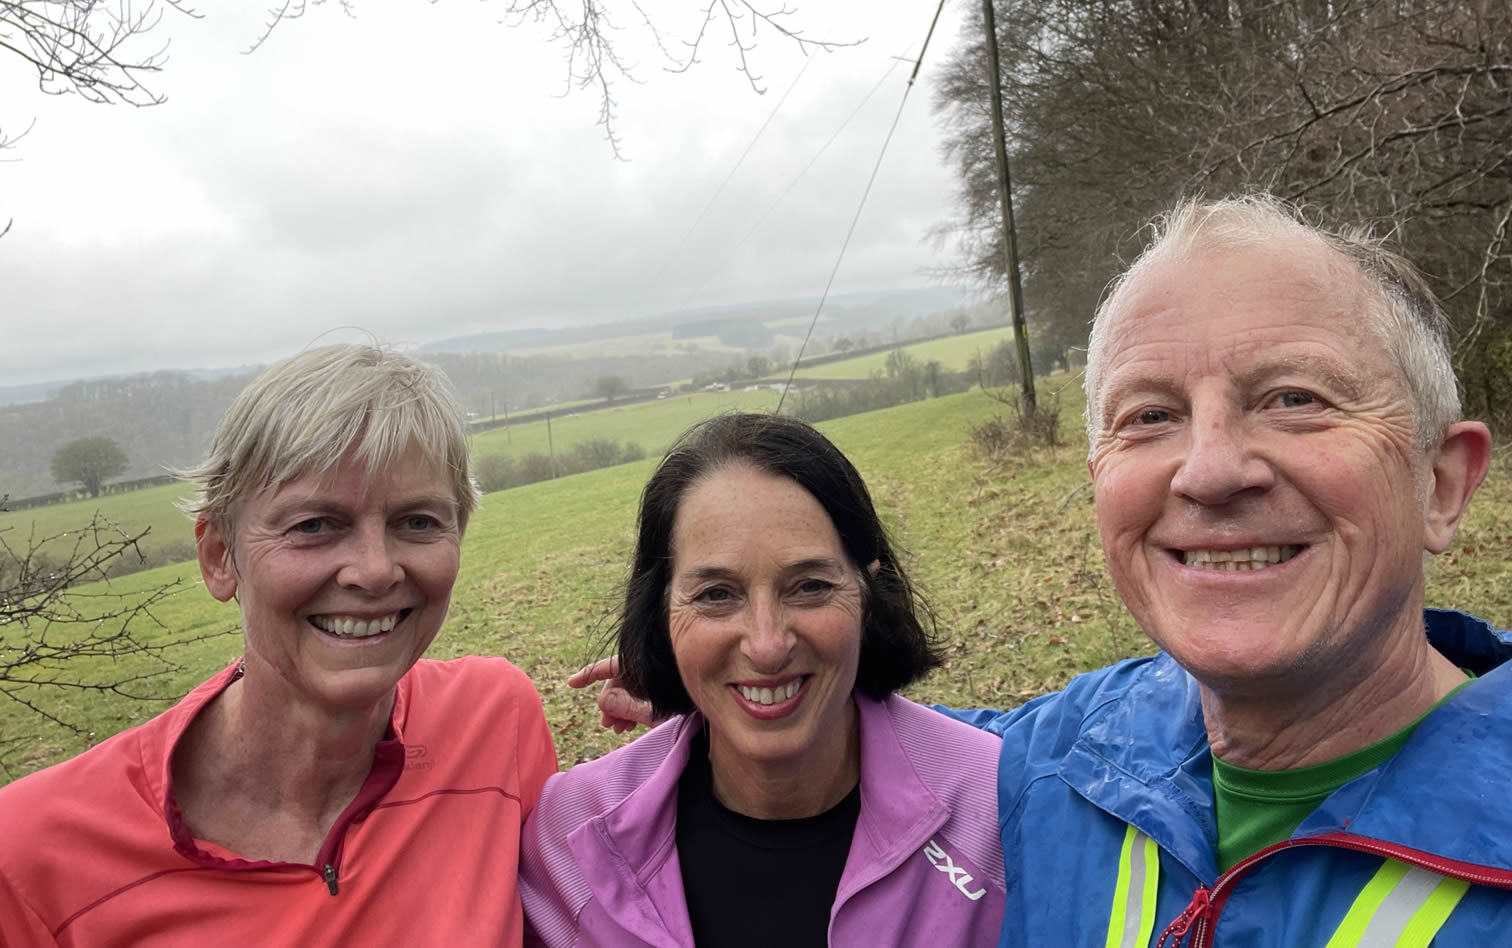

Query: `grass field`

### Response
(3, 482, 196, 570)
(3, 390, 785, 573)
(793, 325, 1018, 380)
(5, 378, 1511, 782)
(6, 331, 1015, 568)
(469, 388, 781, 460)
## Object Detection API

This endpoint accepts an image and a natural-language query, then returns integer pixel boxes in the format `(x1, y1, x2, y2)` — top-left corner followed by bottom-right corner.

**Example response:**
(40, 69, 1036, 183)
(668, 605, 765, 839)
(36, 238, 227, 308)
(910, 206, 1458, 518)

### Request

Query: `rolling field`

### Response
(469, 388, 780, 460)
(5, 379, 1511, 782)
(3, 482, 196, 569)
(3, 390, 784, 573)
(792, 325, 1018, 379)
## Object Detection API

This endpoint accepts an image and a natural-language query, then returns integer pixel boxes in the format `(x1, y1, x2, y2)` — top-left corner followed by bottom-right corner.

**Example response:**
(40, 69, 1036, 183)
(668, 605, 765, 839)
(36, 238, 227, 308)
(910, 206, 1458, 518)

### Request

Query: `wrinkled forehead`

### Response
(1104, 242, 1384, 359)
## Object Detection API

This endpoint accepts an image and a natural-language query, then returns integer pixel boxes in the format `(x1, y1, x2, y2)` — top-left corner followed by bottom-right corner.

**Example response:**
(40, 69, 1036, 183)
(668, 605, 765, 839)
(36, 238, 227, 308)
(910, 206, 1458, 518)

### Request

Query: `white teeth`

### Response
(1181, 546, 1301, 570)
(737, 680, 802, 705)
(312, 612, 403, 638)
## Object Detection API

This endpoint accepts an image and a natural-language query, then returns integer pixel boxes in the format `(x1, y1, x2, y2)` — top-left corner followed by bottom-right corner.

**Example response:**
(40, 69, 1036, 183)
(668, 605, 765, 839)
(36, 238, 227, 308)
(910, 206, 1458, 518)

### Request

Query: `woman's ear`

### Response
(866, 559, 881, 577)
(195, 517, 239, 603)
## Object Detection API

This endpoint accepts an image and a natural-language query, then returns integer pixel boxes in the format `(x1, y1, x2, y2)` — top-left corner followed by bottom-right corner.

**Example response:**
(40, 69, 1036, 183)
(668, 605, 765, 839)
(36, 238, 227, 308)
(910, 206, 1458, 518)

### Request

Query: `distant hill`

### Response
(419, 287, 976, 355)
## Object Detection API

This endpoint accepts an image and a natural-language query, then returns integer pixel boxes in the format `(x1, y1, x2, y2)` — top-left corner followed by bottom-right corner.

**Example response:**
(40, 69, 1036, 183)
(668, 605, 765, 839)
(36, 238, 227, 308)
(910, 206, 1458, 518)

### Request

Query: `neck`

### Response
(1202, 616, 1465, 771)
(181, 672, 394, 823)
(707, 699, 860, 820)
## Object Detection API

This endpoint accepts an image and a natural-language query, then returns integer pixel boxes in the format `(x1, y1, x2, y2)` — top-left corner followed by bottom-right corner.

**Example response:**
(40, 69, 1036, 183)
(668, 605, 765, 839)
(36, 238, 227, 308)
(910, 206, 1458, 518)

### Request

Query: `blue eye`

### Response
(697, 587, 732, 603)
(1278, 390, 1316, 408)
(294, 518, 325, 534)
(405, 515, 439, 531)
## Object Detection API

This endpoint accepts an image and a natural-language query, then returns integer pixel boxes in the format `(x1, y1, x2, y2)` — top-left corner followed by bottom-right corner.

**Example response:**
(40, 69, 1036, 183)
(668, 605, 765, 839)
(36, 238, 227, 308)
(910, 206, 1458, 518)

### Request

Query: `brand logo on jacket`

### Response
(923, 839, 987, 901)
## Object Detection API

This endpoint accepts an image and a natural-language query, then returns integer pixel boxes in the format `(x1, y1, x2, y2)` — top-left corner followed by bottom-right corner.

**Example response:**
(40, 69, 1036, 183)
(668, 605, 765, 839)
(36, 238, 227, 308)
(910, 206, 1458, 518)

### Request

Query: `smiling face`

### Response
(1087, 239, 1437, 694)
(196, 443, 462, 715)
(667, 462, 864, 791)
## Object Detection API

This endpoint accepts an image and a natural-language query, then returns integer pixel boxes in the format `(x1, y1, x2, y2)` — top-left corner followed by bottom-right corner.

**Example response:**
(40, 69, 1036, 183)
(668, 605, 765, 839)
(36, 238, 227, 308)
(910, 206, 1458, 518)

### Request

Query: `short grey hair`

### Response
(179, 344, 480, 535)
(1083, 194, 1461, 450)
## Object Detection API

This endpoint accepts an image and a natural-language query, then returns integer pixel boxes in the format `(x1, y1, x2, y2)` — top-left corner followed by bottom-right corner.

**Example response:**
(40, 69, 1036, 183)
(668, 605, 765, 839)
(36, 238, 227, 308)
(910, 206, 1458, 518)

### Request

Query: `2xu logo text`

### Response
(923, 839, 987, 901)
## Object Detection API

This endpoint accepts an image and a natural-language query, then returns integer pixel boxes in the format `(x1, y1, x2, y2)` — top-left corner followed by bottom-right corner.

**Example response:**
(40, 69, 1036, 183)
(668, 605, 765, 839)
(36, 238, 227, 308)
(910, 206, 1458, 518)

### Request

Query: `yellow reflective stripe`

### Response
(1105, 824, 1159, 948)
(1325, 859, 1471, 948)
(1325, 860, 1411, 947)
(1394, 875, 1470, 948)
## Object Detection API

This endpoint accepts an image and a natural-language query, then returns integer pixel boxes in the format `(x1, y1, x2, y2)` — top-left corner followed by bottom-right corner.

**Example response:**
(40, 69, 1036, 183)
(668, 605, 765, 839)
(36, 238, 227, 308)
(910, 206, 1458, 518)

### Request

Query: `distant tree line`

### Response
(789, 351, 976, 425)
(474, 439, 647, 493)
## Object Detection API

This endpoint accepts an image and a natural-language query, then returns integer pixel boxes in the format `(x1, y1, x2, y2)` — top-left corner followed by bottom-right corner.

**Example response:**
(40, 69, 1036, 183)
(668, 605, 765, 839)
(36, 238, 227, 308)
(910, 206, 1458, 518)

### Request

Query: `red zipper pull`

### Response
(1155, 886, 1212, 948)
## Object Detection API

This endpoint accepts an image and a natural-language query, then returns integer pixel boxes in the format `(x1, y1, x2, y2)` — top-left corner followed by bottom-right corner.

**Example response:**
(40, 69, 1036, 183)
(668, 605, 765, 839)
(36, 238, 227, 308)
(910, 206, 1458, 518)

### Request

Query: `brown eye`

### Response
(1278, 391, 1315, 408)
(1136, 409, 1169, 425)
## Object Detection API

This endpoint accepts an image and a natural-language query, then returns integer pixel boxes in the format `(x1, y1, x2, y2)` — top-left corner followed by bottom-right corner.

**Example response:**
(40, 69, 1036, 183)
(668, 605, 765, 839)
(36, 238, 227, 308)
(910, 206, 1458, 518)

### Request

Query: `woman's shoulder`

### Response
(534, 715, 694, 821)
(878, 693, 1005, 761)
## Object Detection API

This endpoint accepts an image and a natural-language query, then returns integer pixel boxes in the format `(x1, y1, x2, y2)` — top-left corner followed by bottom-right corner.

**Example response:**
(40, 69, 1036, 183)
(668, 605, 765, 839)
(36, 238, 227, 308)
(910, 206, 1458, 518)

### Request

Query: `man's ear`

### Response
(1424, 421, 1492, 554)
(196, 517, 239, 603)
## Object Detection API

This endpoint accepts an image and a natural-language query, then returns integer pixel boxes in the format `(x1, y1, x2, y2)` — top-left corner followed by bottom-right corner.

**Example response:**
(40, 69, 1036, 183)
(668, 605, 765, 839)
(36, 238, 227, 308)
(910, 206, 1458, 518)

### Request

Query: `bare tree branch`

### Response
(0, 513, 236, 772)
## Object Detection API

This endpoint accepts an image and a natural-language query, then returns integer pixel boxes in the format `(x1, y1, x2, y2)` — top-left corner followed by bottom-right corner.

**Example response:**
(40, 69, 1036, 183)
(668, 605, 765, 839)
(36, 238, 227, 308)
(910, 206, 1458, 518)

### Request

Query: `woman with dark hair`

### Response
(520, 413, 1004, 947)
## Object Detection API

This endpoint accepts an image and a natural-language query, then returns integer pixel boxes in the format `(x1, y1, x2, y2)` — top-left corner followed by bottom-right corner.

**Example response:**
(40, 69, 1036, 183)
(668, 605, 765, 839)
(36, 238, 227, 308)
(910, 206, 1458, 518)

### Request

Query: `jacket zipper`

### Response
(1156, 832, 1512, 948)
(322, 863, 339, 896)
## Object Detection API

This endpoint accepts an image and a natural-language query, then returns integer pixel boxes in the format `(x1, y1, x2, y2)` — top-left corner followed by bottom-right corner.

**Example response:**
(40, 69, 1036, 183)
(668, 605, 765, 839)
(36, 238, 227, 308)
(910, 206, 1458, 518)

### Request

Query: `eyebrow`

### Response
(676, 557, 847, 583)
(261, 492, 457, 522)
(1098, 376, 1185, 427)
(1238, 354, 1367, 401)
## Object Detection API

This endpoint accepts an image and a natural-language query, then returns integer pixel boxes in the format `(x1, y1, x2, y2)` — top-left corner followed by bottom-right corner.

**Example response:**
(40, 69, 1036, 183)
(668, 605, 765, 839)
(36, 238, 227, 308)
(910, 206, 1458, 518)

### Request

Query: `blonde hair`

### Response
(1083, 194, 1460, 450)
(179, 344, 479, 535)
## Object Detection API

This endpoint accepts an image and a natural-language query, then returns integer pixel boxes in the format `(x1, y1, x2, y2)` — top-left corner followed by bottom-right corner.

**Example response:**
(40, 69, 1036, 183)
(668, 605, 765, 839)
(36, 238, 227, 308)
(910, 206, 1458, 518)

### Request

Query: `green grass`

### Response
(793, 326, 1019, 380)
(5, 381, 1510, 781)
(469, 388, 782, 461)
(2, 482, 196, 570)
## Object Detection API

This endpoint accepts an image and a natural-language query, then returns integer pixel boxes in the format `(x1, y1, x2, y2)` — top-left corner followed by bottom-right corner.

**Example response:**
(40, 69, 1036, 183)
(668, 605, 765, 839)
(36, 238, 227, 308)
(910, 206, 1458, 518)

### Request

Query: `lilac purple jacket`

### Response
(520, 693, 1006, 947)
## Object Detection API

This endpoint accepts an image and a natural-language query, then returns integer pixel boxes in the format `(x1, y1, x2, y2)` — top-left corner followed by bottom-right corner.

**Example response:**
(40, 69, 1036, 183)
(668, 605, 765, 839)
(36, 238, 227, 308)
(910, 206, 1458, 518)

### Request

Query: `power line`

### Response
(668, 59, 902, 314)
(643, 54, 818, 297)
(776, 0, 949, 413)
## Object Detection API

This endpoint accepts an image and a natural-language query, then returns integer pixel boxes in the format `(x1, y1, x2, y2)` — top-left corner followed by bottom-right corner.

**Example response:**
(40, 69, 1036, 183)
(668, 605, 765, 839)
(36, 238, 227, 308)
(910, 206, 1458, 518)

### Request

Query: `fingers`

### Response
(597, 682, 656, 729)
(569, 655, 622, 689)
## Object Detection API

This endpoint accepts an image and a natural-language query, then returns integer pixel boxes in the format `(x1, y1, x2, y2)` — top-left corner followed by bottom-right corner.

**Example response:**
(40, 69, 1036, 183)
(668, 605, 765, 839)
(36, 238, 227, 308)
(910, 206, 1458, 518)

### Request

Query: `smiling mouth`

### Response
(736, 678, 803, 706)
(310, 609, 411, 639)
(1178, 546, 1303, 571)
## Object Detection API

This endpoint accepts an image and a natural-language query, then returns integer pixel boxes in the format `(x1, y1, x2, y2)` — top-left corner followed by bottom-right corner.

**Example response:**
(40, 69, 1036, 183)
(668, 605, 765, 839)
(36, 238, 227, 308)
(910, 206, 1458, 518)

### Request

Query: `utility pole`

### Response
(981, 0, 1036, 411)
(545, 413, 556, 478)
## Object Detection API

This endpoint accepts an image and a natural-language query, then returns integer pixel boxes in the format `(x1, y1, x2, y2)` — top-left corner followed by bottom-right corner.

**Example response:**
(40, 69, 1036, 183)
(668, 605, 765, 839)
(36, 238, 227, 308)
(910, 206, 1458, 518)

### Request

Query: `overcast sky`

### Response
(1, 0, 974, 388)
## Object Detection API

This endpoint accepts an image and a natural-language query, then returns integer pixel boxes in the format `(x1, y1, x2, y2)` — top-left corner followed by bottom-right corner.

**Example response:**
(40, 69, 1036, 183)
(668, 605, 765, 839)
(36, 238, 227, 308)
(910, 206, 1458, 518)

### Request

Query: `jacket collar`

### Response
(566, 694, 949, 945)
(1058, 609, 1512, 884)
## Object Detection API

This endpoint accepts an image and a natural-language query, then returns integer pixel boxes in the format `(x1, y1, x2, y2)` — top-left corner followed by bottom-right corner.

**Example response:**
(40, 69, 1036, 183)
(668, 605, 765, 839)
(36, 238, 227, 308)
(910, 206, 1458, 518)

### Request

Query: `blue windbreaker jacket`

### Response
(947, 609, 1512, 947)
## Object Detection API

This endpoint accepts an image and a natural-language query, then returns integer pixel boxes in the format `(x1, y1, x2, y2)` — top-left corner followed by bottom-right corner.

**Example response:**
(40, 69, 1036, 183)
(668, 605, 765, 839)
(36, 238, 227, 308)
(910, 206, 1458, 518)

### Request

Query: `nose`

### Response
(337, 522, 404, 595)
(1169, 409, 1274, 506)
(741, 597, 795, 674)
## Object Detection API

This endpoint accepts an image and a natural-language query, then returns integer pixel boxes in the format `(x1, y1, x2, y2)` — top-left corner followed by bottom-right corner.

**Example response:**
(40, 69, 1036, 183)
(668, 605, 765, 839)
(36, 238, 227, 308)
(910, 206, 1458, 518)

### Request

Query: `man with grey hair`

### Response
(948, 194, 1512, 946)
(577, 192, 1512, 944)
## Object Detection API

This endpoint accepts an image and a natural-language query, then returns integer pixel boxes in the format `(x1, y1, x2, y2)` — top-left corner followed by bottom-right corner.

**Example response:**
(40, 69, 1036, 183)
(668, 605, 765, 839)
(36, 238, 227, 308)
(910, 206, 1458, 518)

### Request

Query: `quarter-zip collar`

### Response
(149, 660, 408, 893)
(565, 694, 951, 946)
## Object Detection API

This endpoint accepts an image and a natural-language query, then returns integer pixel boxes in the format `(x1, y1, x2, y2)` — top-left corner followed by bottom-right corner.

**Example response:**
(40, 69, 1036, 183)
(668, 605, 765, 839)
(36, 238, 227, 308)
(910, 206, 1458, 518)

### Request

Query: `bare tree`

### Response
(0, 0, 194, 106)
(246, 0, 858, 157)
(3, 0, 853, 175)
(0, 507, 234, 776)
(934, 0, 1512, 427)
